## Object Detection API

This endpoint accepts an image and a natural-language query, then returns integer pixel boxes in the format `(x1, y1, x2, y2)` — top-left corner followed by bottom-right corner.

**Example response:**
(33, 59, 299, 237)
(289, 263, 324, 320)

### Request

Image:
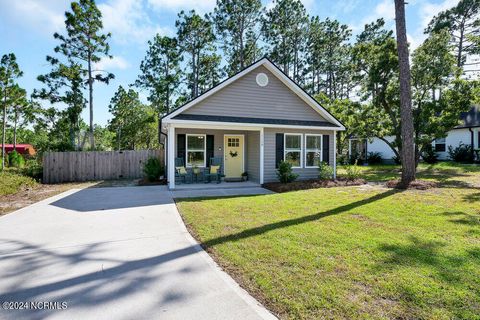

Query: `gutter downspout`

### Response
(469, 128, 474, 161)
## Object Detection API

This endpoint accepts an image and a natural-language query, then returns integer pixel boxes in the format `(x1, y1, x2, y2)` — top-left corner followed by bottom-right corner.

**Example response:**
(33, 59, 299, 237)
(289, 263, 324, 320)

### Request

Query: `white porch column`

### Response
(167, 124, 175, 189)
(333, 132, 337, 180)
(260, 127, 264, 184)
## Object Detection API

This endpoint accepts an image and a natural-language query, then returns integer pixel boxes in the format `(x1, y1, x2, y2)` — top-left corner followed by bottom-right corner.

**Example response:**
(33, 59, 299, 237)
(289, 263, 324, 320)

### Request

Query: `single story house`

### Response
(349, 106, 480, 162)
(161, 57, 345, 189)
(1, 144, 36, 156)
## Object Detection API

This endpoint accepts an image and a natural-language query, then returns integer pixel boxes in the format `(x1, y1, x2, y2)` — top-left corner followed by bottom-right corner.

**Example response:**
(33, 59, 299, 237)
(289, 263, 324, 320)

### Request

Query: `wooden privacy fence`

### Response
(43, 150, 163, 184)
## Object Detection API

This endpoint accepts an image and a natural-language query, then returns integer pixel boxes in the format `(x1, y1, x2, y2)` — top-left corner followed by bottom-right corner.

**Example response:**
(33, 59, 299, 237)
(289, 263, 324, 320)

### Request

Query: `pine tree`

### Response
(176, 10, 216, 98)
(54, 0, 114, 149)
(0, 53, 23, 170)
(35, 60, 86, 150)
(262, 0, 308, 81)
(213, 0, 263, 74)
(426, 0, 480, 71)
(395, 0, 416, 186)
(135, 35, 181, 143)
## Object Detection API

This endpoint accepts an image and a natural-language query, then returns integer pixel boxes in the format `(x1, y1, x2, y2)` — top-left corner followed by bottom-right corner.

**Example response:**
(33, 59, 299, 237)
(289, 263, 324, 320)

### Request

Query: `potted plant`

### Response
(192, 165, 200, 175)
(241, 171, 248, 181)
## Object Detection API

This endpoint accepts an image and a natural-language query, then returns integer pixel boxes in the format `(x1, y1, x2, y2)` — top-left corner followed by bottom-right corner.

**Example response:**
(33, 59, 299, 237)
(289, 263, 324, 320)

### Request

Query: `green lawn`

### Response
(0, 169, 37, 197)
(177, 164, 480, 319)
(338, 162, 480, 187)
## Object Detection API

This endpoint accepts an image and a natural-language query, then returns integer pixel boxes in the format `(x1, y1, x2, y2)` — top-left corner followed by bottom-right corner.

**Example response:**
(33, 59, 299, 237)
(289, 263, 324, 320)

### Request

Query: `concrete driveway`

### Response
(0, 186, 276, 320)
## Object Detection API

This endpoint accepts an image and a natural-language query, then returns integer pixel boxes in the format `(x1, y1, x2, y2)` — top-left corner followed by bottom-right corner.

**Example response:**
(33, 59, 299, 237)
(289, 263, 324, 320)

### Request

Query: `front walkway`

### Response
(0, 186, 276, 320)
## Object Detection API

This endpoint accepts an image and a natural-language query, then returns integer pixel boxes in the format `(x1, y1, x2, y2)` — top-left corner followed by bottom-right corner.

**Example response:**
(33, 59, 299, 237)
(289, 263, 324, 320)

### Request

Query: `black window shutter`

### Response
(206, 135, 214, 167)
(177, 134, 186, 165)
(323, 135, 330, 164)
(275, 133, 284, 168)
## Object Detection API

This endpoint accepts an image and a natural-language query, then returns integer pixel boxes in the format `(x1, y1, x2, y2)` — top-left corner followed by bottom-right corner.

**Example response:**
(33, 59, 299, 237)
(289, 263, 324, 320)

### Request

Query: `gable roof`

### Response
(162, 57, 345, 130)
(455, 105, 480, 129)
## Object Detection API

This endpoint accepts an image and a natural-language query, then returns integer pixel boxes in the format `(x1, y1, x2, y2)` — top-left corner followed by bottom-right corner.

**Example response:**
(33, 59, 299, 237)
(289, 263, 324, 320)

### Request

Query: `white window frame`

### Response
(434, 137, 446, 153)
(304, 134, 323, 168)
(186, 134, 206, 167)
(284, 133, 303, 168)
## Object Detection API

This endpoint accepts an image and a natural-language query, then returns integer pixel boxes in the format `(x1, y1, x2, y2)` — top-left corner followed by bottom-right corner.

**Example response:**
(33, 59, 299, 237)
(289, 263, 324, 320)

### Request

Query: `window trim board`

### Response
(185, 133, 207, 167)
(304, 133, 323, 168)
(284, 133, 303, 168)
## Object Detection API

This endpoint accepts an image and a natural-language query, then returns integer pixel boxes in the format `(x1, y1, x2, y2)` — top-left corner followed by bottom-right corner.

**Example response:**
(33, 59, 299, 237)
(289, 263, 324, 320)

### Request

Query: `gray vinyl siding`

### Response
(174, 128, 260, 181)
(183, 66, 326, 122)
(246, 131, 260, 182)
(263, 128, 335, 183)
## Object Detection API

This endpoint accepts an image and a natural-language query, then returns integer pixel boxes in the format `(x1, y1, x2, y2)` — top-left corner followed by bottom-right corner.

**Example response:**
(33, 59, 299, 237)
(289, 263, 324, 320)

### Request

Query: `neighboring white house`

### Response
(349, 106, 480, 162)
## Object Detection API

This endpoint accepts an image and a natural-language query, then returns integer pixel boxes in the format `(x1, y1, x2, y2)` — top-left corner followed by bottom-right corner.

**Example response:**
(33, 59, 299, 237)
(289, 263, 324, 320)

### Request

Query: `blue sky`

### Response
(0, 0, 459, 126)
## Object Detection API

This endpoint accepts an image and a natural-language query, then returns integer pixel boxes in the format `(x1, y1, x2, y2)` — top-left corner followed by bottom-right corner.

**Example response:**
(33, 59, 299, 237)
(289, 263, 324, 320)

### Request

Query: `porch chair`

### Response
(204, 157, 223, 184)
(175, 158, 191, 184)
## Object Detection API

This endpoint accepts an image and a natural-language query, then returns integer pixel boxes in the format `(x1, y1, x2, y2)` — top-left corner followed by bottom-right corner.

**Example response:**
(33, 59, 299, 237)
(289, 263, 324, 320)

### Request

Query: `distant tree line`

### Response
(0, 0, 479, 169)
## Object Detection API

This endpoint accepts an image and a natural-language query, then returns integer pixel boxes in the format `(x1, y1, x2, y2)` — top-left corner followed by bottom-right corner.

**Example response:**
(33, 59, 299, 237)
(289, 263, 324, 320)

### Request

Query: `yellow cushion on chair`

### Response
(210, 165, 220, 174)
(176, 166, 187, 174)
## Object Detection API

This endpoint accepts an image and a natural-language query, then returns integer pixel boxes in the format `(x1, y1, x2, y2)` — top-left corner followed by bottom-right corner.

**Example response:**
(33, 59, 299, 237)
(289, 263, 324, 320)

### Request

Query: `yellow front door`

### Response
(224, 135, 244, 178)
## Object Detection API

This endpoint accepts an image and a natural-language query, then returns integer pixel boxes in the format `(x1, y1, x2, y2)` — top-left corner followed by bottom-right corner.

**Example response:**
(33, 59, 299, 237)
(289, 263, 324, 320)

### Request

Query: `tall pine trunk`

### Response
(1, 97, 6, 171)
(394, 0, 416, 187)
(13, 105, 17, 150)
(87, 49, 95, 150)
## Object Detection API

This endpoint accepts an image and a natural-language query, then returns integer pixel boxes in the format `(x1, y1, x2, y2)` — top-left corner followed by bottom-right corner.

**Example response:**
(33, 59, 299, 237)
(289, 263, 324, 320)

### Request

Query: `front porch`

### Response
(166, 125, 264, 190)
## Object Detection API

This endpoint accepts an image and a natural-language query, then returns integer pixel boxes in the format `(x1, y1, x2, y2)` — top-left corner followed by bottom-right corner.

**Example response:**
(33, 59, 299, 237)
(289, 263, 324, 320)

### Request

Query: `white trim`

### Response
(223, 134, 245, 178)
(304, 134, 323, 168)
(162, 58, 345, 131)
(186, 134, 207, 167)
(164, 119, 343, 131)
(260, 128, 264, 184)
(284, 133, 303, 168)
(167, 125, 175, 189)
(333, 133, 337, 179)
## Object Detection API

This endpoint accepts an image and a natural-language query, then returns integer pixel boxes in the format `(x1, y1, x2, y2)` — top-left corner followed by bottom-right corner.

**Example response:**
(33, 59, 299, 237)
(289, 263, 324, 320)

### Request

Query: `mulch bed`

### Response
(137, 178, 167, 186)
(263, 178, 366, 193)
(385, 179, 438, 190)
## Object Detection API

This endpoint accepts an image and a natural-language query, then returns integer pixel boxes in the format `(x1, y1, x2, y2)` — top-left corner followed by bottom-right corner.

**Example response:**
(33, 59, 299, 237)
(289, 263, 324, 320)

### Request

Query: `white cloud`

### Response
(0, 0, 66, 36)
(351, 0, 395, 33)
(419, 0, 459, 30)
(335, 0, 361, 14)
(94, 56, 130, 71)
(98, 0, 172, 45)
(147, 0, 216, 13)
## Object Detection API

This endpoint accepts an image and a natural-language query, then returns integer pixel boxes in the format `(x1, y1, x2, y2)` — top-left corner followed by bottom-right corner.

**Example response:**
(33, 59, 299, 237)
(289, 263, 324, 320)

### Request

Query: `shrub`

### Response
(344, 161, 361, 181)
(276, 160, 298, 183)
(143, 157, 164, 182)
(349, 151, 364, 165)
(367, 152, 383, 164)
(8, 151, 25, 168)
(318, 161, 334, 180)
(448, 143, 474, 163)
(337, 154, 349, 165)
(23, 159, 43, 181)
(422, 144, 438, 164)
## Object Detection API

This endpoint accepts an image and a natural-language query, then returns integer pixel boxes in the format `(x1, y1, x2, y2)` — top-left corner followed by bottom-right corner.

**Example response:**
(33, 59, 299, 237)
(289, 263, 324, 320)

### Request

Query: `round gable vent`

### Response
(256, 73, 269, 87)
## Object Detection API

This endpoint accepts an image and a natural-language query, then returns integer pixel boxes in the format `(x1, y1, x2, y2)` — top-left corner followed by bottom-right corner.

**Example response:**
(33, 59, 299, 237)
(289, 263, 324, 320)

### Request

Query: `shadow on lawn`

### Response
(376, 236, 480, 284)
(199, 189, 400, 249)
(463, 192, 480, 203)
